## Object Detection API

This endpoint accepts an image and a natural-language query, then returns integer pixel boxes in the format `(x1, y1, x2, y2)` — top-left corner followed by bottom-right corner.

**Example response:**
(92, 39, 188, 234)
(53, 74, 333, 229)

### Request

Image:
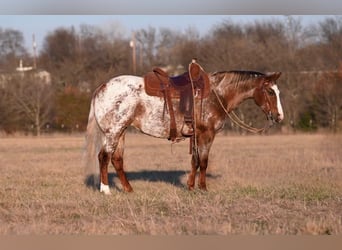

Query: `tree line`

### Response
(0, 16, 341, 135)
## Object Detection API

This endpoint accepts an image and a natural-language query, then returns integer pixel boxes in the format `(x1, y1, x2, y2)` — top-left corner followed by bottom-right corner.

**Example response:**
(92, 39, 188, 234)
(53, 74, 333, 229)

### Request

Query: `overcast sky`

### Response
(1, 0, 342, 14)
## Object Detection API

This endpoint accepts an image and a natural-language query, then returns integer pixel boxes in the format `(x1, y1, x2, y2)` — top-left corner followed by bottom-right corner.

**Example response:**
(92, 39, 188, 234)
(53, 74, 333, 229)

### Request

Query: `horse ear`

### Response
(264, 72, 282, 82)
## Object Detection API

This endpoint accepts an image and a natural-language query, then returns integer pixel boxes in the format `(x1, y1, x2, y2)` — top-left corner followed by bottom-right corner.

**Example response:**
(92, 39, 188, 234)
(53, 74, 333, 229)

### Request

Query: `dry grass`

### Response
(0, 133, 341, 235)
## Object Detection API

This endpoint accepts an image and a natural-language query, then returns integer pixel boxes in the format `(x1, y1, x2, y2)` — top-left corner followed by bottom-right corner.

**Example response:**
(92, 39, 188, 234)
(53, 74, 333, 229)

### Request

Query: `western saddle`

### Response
(144, 59, 210, 141)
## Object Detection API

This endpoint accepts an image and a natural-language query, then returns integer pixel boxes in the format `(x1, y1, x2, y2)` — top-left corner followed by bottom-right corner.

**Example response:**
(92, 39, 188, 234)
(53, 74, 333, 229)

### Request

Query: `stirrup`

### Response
(181, 122, 194, 137)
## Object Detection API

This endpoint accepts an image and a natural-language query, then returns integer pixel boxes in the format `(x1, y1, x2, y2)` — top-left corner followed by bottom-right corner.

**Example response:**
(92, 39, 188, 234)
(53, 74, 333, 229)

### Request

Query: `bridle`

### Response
(212, 85, 275, 134)
(260, 84, 276, 124)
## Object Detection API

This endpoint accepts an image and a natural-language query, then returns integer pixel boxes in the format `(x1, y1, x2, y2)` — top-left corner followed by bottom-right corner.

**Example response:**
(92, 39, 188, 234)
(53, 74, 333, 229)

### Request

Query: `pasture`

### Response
(0, 133, 341, 235)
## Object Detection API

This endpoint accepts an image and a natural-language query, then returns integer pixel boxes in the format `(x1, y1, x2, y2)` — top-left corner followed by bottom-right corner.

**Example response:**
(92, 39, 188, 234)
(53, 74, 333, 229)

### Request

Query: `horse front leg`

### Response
(187, 147, 209, 191)
(187, 152, 200, 190)
(188, 131, 214, 191)
(198, 153, 209, 191)
(111, 133, 133, 192)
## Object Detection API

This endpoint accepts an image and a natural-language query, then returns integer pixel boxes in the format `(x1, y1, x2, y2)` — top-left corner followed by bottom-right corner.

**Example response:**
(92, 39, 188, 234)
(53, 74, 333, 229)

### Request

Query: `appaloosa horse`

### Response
(85, 70, 284, 194)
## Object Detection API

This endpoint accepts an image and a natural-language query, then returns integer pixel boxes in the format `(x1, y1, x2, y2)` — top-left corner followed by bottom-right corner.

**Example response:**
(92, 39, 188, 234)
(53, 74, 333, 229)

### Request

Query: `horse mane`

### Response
(211, 70, 265, 91)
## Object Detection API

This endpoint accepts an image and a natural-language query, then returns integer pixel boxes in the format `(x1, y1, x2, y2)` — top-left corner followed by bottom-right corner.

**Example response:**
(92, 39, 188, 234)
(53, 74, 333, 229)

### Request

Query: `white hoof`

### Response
(100, 183, 111, 195)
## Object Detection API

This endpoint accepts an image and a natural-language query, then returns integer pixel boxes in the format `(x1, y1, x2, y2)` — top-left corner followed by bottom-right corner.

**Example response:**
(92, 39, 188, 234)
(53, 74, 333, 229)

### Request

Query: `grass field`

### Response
(0, 133, 341, 235)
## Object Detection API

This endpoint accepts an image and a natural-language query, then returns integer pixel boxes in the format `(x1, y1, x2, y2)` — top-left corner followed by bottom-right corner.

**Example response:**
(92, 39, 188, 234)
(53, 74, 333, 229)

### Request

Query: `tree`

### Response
(135, 27, 157, 71)
(312, 68, 342, 132)
(199, 20, 245, 71)
(5, 72, 54, 136)
(77, 24, 131, 87)
(0, 86, 18, 133)
(41, 27, 78, 68)
(40, 25, 130, 92)
(167, 27, 201, 69)
(0, 28, 28, 71)
(302, 17, 342, 71)
(54, 85, 90, 132)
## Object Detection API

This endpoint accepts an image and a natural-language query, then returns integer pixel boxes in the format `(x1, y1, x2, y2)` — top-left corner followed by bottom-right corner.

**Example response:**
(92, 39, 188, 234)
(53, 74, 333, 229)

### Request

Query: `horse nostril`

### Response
(277, 113, 284, 122)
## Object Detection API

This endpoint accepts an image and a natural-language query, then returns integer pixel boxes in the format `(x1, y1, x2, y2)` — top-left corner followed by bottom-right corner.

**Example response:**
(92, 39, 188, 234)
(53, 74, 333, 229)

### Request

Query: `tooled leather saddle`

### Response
(144, 60, 210, 141)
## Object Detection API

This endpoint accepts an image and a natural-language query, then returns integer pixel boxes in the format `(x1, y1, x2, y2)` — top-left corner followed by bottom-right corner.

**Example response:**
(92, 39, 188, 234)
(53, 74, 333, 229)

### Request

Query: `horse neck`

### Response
(213, 75, 257, 112)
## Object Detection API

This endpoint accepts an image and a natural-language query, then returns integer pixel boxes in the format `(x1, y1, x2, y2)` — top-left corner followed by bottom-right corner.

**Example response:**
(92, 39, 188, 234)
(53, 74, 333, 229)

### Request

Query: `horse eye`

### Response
(267, 90, 275, 96)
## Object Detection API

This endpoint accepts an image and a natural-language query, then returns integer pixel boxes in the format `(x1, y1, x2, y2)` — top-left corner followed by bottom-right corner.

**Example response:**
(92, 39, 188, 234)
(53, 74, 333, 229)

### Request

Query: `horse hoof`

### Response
(198, 185, 208, 191)
(100, 183, 111, 195)
(123, 185, 133, 192)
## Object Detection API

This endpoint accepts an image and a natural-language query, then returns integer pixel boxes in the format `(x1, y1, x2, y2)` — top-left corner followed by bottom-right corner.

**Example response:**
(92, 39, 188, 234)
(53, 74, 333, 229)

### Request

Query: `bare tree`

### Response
(135, 27, 157, 70)
(199, 20, 245, 71)
(312, 69, 342, 132)
(169, 27, 201, 68)
(0, 28, 28, 71)
(6, 73, 54, 136)
(40, 25, 130, 91)
(306, 17, 342, 71)
(0, 87, 19, 133)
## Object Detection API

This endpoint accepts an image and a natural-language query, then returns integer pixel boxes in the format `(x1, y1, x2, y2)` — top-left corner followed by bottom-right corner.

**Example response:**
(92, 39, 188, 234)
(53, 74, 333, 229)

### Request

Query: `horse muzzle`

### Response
(268, 112, 283, 124)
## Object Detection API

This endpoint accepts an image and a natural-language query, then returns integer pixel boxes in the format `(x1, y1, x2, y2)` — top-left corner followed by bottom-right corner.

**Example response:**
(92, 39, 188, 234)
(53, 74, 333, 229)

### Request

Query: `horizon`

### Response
(0, 15, 335, 55)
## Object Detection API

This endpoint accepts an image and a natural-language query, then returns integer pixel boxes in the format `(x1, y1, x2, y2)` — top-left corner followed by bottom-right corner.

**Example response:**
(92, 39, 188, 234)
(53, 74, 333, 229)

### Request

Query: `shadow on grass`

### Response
(84, 170, 220, 191)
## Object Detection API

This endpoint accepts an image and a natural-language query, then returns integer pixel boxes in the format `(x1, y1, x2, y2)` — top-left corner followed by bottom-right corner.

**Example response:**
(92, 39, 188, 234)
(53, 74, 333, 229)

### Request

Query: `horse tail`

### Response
(84, 98, 103, 188)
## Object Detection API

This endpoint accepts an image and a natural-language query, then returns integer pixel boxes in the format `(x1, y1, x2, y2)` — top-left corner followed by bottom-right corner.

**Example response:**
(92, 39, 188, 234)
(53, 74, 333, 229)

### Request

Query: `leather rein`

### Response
(212, 87, 274, 134)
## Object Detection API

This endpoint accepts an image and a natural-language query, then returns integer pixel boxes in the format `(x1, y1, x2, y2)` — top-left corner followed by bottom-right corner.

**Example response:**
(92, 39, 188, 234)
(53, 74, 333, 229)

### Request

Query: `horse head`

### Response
(253, 72, 284, 123)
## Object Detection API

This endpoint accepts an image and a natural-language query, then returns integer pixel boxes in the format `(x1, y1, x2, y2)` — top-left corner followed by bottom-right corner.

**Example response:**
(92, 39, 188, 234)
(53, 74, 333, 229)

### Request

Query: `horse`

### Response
(85, 70, 284, 194)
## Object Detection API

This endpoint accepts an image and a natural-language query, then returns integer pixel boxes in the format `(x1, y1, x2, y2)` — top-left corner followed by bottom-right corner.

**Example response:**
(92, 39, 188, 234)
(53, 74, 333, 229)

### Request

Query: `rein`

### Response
(212, 88, 273, 134)
(188, 60, 199, 160)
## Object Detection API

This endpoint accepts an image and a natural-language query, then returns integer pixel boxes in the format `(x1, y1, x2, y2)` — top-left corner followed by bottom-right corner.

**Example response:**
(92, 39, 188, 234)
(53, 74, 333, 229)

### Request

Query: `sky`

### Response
(0, 15, 335, 54)
(1, 0, 342, 14)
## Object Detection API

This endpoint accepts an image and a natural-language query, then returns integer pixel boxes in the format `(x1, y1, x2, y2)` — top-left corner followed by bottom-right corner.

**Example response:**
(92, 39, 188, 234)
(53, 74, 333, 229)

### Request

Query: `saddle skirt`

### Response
(144, 62, 210, 99)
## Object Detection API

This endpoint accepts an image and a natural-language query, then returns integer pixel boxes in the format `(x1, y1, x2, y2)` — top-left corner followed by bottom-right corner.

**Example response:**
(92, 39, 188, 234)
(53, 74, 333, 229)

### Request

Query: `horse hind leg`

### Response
(111, 133, 133, 192)
(98, 132, 121, 195)
(98, 148, 111, 195)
